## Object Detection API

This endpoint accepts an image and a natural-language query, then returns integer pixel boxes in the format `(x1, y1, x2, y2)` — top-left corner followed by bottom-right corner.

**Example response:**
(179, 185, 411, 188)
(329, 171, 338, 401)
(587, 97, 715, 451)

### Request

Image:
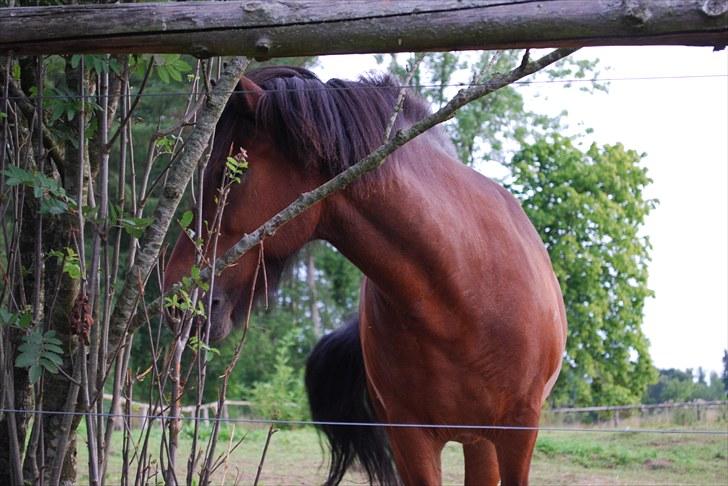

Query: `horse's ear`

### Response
(235, 76, 263, 115)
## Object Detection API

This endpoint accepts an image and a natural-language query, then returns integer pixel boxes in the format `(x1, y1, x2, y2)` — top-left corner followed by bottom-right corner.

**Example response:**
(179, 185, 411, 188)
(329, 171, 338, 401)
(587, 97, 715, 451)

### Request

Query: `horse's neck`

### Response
(320, 157, 472, 312)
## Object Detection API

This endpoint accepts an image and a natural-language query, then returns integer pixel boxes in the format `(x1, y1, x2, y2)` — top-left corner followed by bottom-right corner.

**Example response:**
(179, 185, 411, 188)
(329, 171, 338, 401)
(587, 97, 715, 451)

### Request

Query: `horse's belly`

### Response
(360, 304, 565, 432)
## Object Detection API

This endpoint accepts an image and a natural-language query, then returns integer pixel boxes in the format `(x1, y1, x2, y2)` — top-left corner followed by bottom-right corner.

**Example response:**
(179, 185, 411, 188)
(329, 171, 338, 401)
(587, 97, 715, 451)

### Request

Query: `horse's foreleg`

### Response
(386, 427, 444, 486)
(494, 429, 539, 486)
(463, 439, 500, 486)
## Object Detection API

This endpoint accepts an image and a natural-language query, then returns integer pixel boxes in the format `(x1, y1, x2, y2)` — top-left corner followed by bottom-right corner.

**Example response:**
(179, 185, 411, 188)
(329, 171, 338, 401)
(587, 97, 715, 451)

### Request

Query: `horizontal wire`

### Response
(0, 407, 726, 436)
(0, 74, 724, 101)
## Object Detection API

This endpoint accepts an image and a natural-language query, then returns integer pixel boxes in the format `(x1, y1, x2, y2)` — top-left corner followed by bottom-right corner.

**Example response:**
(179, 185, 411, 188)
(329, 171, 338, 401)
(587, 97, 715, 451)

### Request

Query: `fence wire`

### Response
(0, 407, 725, 436)
(1, 74, 725, 101)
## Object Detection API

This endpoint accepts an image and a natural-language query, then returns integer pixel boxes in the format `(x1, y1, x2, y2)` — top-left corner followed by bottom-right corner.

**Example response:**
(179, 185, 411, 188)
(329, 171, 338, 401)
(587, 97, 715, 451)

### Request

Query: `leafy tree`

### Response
(645, 368, 726, 403)
(723, 350, 728, 394)
(379, 50, 603, 166)
(508, 136, 657, 406)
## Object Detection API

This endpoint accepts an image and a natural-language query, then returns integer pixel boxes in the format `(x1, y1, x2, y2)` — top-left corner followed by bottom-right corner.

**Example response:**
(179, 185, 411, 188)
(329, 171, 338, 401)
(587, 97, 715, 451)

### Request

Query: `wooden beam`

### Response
(1, 0, 726, 57)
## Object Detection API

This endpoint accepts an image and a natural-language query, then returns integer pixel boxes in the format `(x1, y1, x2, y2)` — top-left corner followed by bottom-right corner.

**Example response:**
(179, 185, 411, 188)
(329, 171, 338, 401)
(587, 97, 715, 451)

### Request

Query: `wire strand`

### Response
(1, 74, 724, 101)
(0, 407, 725, 436)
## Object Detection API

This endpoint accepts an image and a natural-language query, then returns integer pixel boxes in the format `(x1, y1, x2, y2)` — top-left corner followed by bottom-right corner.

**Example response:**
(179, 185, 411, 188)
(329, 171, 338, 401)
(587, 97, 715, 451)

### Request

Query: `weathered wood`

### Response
(1, 0, 726, 56)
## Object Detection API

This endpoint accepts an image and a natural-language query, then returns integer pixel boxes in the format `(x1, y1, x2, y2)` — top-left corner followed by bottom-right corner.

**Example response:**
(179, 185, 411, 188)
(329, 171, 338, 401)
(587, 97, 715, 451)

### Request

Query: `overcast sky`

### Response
(315, 46, 728, 375)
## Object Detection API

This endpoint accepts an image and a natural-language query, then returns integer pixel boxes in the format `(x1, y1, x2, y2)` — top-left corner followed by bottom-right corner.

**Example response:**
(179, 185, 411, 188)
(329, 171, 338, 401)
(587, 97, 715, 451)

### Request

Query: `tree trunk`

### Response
(306, 250, 323, 338)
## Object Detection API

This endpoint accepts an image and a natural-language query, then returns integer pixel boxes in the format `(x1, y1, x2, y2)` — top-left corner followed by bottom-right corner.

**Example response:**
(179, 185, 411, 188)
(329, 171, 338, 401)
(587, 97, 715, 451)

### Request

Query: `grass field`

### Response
(77, 422, 728, 485)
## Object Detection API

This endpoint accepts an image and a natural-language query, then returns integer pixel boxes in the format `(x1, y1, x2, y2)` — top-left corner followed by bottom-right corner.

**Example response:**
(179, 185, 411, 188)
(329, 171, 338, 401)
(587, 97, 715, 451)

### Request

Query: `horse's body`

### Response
(165, 67, 567, 485)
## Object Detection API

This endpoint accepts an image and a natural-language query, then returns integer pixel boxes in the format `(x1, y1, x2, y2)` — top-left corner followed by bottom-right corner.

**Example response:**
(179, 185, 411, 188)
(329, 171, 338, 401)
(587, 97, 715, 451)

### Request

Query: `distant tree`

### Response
(697, 367, 707, 385)
(508, 136, 657, 406)
(705, 372, 725, 400)
(722, 350, 728, 394)
(645, 368, 725, 403)
(379, 50, 603, 167)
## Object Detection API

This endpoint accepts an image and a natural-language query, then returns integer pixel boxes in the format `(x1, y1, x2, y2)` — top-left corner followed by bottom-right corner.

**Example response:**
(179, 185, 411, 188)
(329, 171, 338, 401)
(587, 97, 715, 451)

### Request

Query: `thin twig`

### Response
(107, 57, 250, 368)
(383, 53, 424, 141)
(252, 425, 277, 486)
(105, 57, 153, 150)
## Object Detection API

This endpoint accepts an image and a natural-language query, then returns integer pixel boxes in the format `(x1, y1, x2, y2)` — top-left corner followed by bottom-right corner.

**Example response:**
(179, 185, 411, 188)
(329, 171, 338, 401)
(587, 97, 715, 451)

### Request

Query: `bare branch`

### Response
(0, 70, 68, 176)
(382, 53, 424, 141)
(106, 57, 250, 367)
(164, 48, 579, 308)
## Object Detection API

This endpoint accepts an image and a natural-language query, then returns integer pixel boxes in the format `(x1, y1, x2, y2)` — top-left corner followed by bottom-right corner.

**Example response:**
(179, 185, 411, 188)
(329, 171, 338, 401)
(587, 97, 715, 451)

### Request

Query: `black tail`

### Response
(305, 316, 398, 486)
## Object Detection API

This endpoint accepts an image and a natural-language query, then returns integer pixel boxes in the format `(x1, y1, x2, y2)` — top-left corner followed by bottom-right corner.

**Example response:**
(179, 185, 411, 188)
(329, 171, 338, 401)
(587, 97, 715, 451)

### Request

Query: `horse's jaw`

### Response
(205, 291, 237, 343)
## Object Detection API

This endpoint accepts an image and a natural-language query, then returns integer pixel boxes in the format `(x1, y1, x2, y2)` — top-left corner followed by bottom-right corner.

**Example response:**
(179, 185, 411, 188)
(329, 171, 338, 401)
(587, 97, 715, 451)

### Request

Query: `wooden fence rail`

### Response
(547, 400, 728, 414)
(1, 0, 726, 56)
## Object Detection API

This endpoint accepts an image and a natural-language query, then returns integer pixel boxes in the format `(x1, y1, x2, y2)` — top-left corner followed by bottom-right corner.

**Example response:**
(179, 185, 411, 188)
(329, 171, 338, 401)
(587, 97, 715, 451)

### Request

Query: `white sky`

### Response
(315, 46, 728, 375)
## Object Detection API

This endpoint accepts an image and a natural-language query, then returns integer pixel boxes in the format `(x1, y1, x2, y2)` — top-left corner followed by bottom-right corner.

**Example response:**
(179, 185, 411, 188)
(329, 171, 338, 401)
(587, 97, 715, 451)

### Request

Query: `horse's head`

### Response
(163, 69, 327, 342)
(164, 66, 425, 341)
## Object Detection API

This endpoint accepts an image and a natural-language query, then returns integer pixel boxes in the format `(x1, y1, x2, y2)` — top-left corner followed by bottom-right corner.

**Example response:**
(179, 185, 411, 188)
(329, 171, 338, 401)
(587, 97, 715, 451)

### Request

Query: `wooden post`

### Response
(139, 405, 148, 430)
(202, 406, 209, 426)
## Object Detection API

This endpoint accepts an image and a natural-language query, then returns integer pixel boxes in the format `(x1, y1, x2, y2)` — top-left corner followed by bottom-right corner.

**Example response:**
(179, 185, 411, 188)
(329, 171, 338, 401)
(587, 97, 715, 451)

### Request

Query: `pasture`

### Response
(78, 422, 728, 485)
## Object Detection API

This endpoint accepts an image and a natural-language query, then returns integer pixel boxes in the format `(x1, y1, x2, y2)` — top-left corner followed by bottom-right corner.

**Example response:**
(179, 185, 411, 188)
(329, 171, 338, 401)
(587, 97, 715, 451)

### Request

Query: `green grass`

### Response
(77, 424, 728, 485)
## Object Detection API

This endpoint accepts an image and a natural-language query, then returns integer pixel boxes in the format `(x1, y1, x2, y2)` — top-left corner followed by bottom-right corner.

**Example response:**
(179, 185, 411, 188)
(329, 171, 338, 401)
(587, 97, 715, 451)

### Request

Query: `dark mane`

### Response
(242, 66, 433, 177)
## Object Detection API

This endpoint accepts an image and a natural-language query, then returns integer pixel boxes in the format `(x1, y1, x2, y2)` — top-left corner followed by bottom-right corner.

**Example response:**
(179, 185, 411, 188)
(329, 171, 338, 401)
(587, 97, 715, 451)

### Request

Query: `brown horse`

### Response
(164, 66, 567, 486)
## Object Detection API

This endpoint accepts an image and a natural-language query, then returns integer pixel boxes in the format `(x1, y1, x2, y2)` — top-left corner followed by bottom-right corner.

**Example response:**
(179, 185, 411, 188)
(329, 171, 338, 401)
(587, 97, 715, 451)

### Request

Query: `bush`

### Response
(248, 332, 309, 425)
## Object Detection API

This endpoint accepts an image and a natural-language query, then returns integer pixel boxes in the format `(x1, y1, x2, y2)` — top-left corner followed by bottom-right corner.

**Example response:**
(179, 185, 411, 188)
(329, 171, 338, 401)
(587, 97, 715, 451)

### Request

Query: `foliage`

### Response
(194, 242, 362, 404)
(150, 54, 192, 84)
(644, 368, 726, 403)
(248, 332, 309, 424)
(203, 300, 316, 404)
(314, 243, 361, 314)
(3, 165, 75, 215)
(15, 330, 64, 384)
(379, 50, 602, 166)
(508, 136, 657, 406)
(0, 307, 33, 330)
(48, 247, 82, 279)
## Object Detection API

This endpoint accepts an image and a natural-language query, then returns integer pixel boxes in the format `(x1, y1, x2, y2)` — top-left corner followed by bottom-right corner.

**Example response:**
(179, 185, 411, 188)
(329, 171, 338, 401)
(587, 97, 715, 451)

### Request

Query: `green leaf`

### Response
(157, 66, 170, 84)
(28, 365, 42, 385)
(40, 198, 68, 215)
(3, 166, 34, 186)
(15, 353, 37, 368)
(16, 330, 65, 384)
(168, 67, 182, 82)
(39, 356, 61, 373)
(44, 343, 64, 355)
(120, 217, 153, 238)
(0, 308, 13, 326)
(179, 210, 194, 230)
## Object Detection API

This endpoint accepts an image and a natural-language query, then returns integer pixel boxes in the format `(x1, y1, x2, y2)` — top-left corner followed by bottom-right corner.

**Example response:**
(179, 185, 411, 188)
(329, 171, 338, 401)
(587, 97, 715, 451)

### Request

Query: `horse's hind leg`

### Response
(494, 429, 539, 486)
(387, 428, 444, 485)
(463, 439, 500, 486)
